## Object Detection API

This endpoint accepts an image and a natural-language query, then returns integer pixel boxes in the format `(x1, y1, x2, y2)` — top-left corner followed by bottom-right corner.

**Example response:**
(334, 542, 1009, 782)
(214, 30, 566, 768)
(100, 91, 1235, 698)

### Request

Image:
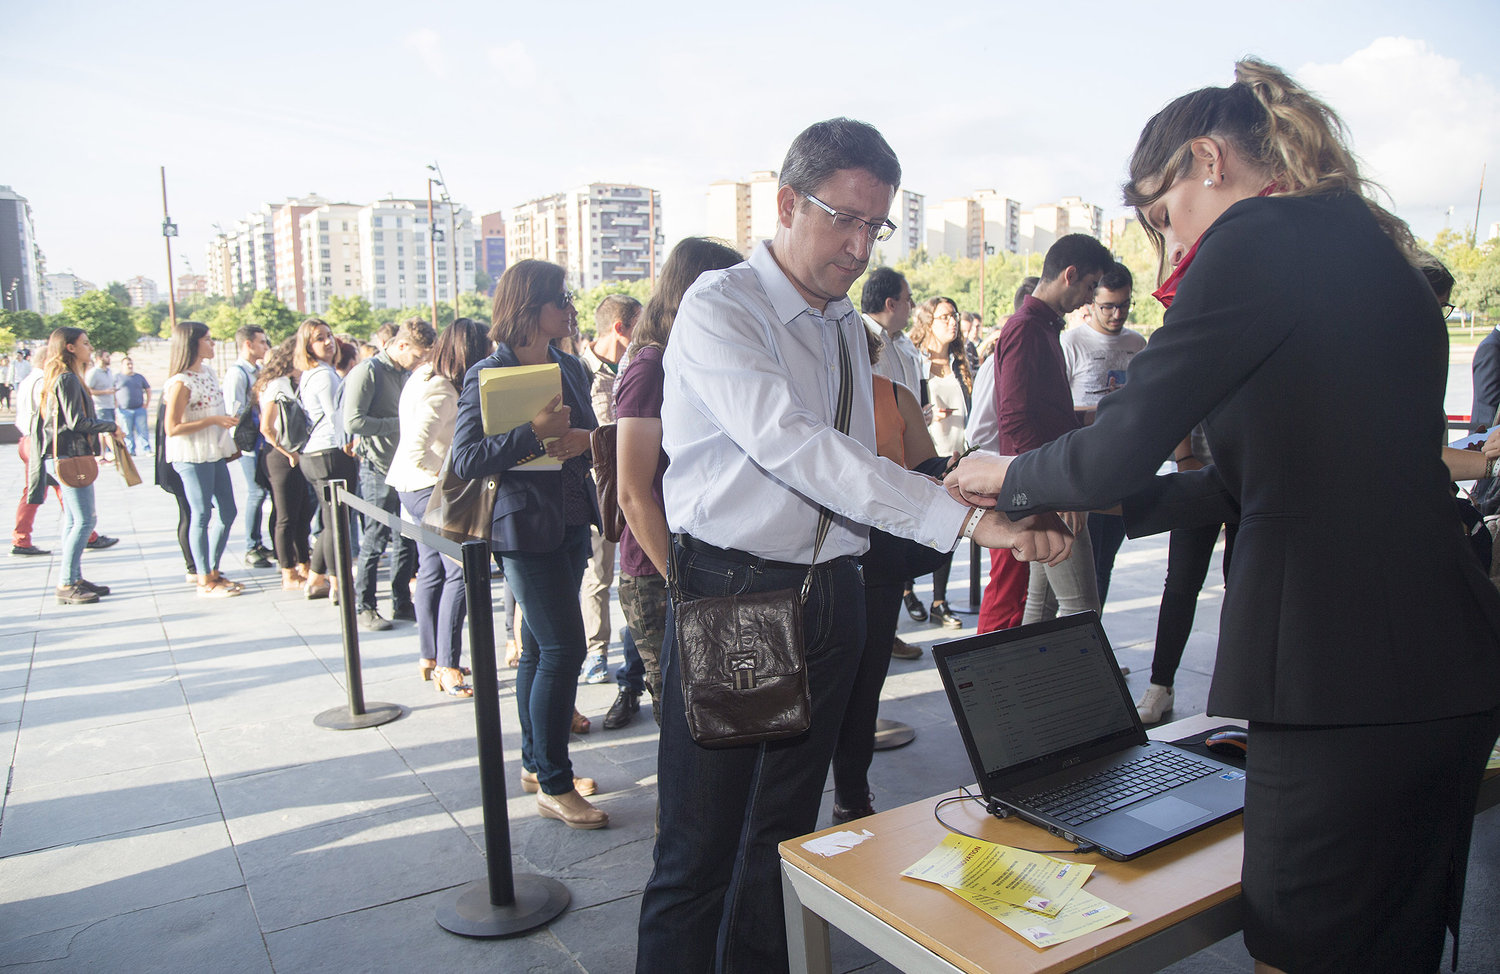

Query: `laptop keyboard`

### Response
(1025, 749, 1217, 826)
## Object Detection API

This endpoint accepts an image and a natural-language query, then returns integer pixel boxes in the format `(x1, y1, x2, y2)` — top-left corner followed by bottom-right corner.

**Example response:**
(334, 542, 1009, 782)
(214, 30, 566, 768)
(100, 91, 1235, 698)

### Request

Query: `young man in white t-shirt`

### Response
(1059, 261, 1145, 605)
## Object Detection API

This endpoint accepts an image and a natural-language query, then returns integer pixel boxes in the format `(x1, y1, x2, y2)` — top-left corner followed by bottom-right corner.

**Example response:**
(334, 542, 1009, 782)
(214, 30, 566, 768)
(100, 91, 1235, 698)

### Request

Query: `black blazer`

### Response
(1469, 328, 1500, 433)
(449, 342, 600, 553)
(1000, 193, 1500, 725)
(27, 371, 116, 504)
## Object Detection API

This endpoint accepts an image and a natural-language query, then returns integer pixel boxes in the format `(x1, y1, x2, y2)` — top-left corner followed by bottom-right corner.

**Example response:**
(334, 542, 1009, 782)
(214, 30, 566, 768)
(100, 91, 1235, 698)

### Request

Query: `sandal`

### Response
(505, 639, 521, 668)
(197, 581, 241, 599)
(419, 658, 437, 681)
(571, 708, 591, 734)
(434, 667, 473, 698)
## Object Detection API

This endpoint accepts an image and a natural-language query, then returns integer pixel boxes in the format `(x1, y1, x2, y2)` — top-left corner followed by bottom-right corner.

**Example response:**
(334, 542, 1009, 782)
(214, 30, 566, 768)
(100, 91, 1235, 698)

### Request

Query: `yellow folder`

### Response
(477, 363, 563, 470)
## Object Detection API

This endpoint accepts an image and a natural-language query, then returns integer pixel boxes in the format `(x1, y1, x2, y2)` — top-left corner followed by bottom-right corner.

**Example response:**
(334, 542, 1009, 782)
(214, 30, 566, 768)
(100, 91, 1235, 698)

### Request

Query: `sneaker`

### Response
(247, 550, 273, 568)
(253, 544, 274, 560)
(85, 535, 119, 550)
(903, 590, 927, 622)
(358, 609, 393, 631)
(56, 583, 99, 605)
(891, 637, 923, 660)
(391, 602, 417, 621)
(582, 657, 609, 684)
(11, 544, 49, 556)
(1135, 684, 1175, 724)
(76, 579, 111, 596)
(602, 688, 641, 730)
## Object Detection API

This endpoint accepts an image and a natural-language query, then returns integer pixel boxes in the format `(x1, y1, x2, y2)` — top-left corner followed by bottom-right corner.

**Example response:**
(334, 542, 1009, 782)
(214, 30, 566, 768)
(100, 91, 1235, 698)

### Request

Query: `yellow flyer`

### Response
(476, 363, 562, 469)
(900, 834, 1093, 916)
(951, 886, 1131, 948)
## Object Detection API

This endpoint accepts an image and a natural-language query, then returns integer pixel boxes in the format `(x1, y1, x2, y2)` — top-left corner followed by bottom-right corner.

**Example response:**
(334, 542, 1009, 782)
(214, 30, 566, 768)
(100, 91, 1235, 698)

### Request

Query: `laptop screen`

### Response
(939, 613, 1140, 779)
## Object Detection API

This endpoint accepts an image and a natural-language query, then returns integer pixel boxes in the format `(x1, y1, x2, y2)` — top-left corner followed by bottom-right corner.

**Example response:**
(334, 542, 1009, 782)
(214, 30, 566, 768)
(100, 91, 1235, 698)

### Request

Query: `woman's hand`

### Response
(944, 452, 1013, 508)
(211, 414, 237, 429)
(545, 428, 592, 461)
(530, 394, 571, 441)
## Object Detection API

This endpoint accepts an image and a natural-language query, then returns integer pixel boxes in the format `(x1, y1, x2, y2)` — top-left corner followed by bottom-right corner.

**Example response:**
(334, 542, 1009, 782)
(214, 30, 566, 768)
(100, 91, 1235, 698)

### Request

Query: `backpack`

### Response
(230, 363, 261, 453)
(272, 391, 311, 454)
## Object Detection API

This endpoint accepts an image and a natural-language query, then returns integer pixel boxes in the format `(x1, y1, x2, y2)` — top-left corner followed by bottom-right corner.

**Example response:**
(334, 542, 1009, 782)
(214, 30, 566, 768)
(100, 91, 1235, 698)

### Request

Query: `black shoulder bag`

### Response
(671, 318, 854, 749)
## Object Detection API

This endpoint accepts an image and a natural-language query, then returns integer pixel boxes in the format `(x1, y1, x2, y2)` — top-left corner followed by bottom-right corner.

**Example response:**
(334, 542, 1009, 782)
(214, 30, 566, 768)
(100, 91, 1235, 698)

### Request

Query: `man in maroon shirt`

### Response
(995, 233, 1115, 624)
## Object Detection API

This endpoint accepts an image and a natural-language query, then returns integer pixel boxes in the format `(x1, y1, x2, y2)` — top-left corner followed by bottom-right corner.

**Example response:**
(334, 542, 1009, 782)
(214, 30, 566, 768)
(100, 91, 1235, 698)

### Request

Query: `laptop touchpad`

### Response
(1125, 796, 1208, 832)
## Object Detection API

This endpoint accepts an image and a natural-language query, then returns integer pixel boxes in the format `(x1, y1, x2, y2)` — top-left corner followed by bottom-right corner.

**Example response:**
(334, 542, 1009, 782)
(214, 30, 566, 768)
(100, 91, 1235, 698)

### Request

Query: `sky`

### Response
(4, 0, 1498, 288)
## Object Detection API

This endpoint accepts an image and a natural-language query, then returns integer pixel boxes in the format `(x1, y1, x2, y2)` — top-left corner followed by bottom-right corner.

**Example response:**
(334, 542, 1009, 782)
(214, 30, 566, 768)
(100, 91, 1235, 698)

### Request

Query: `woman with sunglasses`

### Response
(449, 260, 607, 829)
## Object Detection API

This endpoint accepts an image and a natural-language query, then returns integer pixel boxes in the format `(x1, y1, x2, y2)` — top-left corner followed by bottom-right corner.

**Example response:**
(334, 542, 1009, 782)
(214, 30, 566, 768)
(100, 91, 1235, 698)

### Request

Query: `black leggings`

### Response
(302, 449, 359, 575)
(265, 450, 312, 569)
(171, 488, 194, 574)
(1150, 521, 1237, 686)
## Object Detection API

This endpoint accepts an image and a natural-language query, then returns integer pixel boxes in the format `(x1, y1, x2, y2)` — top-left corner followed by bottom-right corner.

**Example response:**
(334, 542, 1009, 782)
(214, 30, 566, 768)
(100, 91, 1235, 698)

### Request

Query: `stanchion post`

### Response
(314, 478, 403, 731)
(436, 539, 569, 937)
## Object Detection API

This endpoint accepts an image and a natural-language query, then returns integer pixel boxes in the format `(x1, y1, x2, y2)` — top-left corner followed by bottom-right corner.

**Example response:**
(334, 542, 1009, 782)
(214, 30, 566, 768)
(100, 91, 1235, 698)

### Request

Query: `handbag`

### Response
(672, 318, 855, 749)
(114, 445, 142, 487)
(51, 390, 100, 488)
(420, 452, 501, 545)
(590, 423, 627, 543)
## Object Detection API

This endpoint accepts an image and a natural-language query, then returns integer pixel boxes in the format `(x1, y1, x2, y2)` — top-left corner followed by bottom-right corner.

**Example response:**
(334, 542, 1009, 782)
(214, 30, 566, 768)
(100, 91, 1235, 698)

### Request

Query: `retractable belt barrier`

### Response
(319, 478, 570, 937)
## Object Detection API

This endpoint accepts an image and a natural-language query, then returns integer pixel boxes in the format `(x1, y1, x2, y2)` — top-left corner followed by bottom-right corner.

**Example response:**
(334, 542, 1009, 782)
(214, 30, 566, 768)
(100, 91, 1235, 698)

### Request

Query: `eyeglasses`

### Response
(933, 310, 959, 322)
(550, 289, 575, 308)
(1095, 301, 1131, 315)
(803, 193, 897, 242)
(1443, 303, 1456, 318)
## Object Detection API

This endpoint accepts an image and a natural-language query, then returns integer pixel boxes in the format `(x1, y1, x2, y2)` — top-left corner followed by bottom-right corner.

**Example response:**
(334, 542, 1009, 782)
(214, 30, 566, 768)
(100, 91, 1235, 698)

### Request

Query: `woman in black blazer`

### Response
(950, 60, 1500, 972)
(449, 259, 606, 831)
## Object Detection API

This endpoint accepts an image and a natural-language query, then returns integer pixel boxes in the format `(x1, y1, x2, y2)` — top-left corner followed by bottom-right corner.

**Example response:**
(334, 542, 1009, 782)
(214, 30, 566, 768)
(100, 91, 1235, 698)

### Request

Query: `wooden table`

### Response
(780, 715, 1247, 974)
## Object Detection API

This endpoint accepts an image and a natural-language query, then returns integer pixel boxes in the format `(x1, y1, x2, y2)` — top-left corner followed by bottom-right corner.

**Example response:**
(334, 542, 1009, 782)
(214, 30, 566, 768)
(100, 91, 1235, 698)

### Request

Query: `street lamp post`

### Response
(161, 166, 179, 330)
(427, 178, 440, 328)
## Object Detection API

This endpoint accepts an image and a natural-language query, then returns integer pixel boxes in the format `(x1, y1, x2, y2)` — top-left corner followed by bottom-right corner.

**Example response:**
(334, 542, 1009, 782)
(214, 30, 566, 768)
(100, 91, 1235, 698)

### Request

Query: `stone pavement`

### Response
(1, 442, 1495, 973)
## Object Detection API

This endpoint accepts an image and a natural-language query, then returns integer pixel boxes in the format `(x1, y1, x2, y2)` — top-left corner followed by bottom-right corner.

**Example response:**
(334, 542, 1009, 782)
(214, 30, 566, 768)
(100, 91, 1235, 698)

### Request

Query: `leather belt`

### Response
(676, 533, 853, 574)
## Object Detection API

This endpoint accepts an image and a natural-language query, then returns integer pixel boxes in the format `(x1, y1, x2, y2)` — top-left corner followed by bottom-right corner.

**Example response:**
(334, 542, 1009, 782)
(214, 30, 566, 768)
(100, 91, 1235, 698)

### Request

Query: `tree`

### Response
(473, 268, 494, 296)
(205, 303, 246, 342)
(323, 295, 379, 339)
(105, 281, 131, 307)
(456, 291, 490, 326)
(570, 279, 653, 339)
(0, 309, 49, 341)
(242, 290, 300, 342)
(130, 302, 171, 338)
(58, 290, 138, 353)
(0, 324, 17, 354)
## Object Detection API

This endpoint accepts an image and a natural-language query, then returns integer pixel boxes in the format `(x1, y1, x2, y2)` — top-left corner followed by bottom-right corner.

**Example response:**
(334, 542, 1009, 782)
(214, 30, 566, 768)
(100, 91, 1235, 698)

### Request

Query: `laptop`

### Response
(932, 611, 1245, 860)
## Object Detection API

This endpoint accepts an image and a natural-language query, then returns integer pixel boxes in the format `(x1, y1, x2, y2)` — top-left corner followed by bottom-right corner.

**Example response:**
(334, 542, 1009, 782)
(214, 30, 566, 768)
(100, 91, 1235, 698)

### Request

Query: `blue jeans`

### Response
(46, 462, 96, 585)
(636, 542, 866, 974)
(117, 406, 150, 454)
(399, 488, 467, 669)
(500, 524, 592, 795)
(173, 460, 238, 576)
(355, 465, 415, 613)
(235, 451, 268, 552)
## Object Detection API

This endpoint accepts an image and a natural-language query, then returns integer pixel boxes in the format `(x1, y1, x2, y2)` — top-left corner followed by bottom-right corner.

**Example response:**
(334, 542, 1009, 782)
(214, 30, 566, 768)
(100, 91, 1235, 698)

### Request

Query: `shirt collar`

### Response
(1019, 294, 1064, 331)
(749, 240, 855, 326)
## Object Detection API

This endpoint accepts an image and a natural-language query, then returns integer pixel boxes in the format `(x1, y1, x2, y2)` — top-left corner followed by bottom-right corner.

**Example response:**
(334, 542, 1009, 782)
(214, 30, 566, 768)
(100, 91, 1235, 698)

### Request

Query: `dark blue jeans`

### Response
(500, 524, 592, 795)
(399, 488, 467, 670)
(636, 542, 866, 974)
(355, 464, 415, 613)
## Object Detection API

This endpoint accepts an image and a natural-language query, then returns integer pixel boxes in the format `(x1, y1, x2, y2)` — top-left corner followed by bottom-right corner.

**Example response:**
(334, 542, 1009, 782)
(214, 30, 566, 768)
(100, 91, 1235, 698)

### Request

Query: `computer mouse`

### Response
(1205, 729, 1248, 757)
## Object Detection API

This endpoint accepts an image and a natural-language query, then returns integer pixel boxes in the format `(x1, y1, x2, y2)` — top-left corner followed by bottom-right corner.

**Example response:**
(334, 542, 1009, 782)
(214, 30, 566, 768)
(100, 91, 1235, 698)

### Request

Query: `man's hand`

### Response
(1484, 427, 1500, 461)
(970, 510, 1074, 566)
(944, 452, 1014, 507)
(1061, 510, 1086, 535)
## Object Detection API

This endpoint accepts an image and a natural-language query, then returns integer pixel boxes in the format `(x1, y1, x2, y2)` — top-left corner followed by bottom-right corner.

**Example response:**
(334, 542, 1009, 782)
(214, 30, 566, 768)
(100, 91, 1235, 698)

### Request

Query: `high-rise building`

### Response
(205, 233, 233, 299)
(565, 183, 661, 289)
(0, 186, 42, 312)
(925, 191, 1021, 261)
(1019, 196, 1104, 255)
(41, 272, 95, 315)
(704, 170, 779, 254)
(508, 193, 568, 269)
(480, 210, 506, 292)
(227, 208, 277, 298)
(273, 194, 329, 311)
(872, 188, 927, 266)
(124, 276, 159, 307)
(357, 198, 475, 311)
(176, 273, 207, 303)
(299, 203, 363, 314)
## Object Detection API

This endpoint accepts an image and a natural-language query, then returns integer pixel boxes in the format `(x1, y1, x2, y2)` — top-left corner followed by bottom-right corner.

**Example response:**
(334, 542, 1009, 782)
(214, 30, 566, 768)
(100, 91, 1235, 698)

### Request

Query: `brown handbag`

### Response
(590, 423, 627, 543)
(671, 318, 854, 749)
(420, 452, 500, 546)
(51, 393, 99, 488)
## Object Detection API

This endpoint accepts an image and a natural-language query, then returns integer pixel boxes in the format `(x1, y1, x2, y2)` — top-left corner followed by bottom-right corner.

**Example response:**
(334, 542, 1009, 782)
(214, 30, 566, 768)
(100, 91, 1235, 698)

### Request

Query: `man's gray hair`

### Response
(779, 118, 901, 197)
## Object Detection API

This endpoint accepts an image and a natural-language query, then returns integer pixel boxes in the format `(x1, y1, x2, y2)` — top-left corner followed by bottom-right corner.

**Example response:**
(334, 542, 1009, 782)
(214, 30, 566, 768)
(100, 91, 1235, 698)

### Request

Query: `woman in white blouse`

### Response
(164, 320, 242, 597)
(255, 339, 312, 590)
(388, 317, 494, 697)
(294, 317, 357, 600)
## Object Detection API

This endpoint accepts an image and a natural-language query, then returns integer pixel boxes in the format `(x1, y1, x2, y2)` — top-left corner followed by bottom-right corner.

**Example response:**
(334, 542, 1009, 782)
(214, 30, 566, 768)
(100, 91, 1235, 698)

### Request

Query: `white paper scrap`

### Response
(801, 829, 876, 857)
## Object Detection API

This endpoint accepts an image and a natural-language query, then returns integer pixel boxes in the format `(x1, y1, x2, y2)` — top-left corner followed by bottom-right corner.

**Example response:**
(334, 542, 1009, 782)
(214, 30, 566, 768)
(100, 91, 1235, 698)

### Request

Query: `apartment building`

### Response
(704, 170, 778, 254)
(480, 210, 506, 291)
(872, 188, 927, 266)
(299, 203, 364, 314)
(41, 272, 95, 315)
(273, 194, 329, 311)
(357, 198, 475, 311)
(0, 186, 41, 312)
(509, 184, 661, 288)
(124, 275, 159, 307)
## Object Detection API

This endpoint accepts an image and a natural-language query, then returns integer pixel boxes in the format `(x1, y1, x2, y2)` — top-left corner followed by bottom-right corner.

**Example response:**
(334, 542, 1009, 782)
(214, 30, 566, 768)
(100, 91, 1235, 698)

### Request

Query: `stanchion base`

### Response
(436, 875, 570, 938)
(873, 717, 916, 751)
(314, 702, 404, 730)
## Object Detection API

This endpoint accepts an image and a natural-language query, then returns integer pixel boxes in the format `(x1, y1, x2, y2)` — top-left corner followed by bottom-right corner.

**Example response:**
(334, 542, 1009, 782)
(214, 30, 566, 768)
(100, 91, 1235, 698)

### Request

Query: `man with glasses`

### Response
(1060, 261, 1146, 605)
(636, 117, 1072, 974)
(994, 233, 1115, 626)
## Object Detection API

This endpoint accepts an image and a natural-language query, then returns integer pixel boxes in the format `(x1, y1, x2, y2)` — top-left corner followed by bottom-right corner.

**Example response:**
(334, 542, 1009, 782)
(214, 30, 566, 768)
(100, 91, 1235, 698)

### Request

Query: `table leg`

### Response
(783, 861, 833, 974)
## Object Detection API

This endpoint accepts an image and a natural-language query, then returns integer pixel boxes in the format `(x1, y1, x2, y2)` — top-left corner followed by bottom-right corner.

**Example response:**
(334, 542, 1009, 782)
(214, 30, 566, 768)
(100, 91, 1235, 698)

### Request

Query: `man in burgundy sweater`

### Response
(995, 233, 1116, 623)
